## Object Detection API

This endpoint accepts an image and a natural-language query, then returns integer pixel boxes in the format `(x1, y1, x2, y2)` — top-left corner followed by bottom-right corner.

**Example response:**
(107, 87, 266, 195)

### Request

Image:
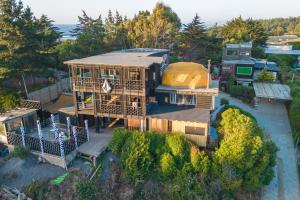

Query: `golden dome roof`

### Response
(162, 62, 209, 89)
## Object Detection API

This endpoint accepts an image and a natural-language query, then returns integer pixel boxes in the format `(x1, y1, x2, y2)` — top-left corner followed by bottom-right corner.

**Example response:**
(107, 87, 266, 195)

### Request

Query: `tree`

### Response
(295, 23, 300, 36)
(221, 17, 267, 45)
(72, 11, 106, 57)
(214, 108, 277, 192)
(0, 0, 61, 75)
(221, 16, 250, 44)
(272, 26, 285, 36)
(179, 13, 207, 60)
(256, 70, 274, 82)
(121, 132, 153, 183)
(246, 18, 268, 46)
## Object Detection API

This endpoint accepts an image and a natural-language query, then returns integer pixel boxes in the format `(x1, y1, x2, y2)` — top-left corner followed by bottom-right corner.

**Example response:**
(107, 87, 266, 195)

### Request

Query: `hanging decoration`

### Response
(84, 120, 90, 142)
(51, 114, 59, 141)
(37, 120, 44, 157)
(102, 79, 112, 93)
(72, 126, 78, 149)
(58, 132, 65, 159)
(20, 126, 26, 147)
(66, 117, 71, 138)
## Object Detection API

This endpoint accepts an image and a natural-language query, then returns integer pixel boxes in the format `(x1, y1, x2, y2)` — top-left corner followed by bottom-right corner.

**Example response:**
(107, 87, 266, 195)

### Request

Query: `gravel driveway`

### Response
(216, 93, 300, 200)
(0, 155, 64, 190)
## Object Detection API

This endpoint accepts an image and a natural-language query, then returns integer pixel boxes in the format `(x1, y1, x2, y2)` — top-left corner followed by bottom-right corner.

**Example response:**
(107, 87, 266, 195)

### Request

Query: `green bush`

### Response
(108, 128, 130, 156)
(11, 146, 30, 159)
(256, 69, 274, 82)
(229, 85, 254, 104)
(0, 87, 21, 112)
(24, 180, 48, 200)
(214, 108, 277, 192)
(75, 180, 97, 200)
(224, 105, 257, 122)
(160, 152, 176, 178)
(190, 146, 210, 176)
(147, 132, 166, 163)
(220, 98, 229, 106)
(121, 132, 153, 183)
(166, 134, 188, 162)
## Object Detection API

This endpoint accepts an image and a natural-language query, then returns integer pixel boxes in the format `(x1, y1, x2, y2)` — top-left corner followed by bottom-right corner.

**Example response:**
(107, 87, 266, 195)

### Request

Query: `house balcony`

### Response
(73, 77, 94, 91)
(126, 106, 144, 117)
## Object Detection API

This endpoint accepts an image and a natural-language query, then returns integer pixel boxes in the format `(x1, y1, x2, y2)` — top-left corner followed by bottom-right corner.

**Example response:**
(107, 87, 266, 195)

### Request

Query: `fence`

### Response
(6, 126, 87, 157)
(27, 78, 71, 104)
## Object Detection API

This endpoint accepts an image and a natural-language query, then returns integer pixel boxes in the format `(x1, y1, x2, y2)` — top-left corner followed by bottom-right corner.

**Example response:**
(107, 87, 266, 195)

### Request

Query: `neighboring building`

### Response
(221, 43, 281, 85)
(221, 43, 255, 85)
(63, 49, 219, 147)
(0, 108, 37, 144)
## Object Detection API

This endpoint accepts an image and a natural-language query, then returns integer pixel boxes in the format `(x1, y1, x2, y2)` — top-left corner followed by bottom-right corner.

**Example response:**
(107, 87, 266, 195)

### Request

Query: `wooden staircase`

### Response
(108, 118, 120, 128)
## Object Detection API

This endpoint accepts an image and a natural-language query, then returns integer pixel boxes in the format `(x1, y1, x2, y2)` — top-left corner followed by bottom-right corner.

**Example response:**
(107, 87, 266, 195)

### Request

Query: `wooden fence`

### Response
(27, 78, 71, 104)
(6, 126, 87, 156)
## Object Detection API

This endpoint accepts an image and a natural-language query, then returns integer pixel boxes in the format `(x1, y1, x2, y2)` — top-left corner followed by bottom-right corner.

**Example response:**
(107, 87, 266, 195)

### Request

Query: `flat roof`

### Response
(222, 60, 255, 65)
(0, 108, 37, 123)
(226, 43, 252, 49)
(147, 104, 210, 123)
(253, 82, 292, 100)
(64, 48, 168, 67)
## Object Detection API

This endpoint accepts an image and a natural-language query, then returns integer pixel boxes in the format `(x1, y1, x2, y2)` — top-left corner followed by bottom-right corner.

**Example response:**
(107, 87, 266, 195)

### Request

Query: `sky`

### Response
(22, 0, 300, 26)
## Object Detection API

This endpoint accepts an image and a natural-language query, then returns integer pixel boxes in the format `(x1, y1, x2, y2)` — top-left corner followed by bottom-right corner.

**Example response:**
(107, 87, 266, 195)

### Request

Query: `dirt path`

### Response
(216, 93, 300, 200)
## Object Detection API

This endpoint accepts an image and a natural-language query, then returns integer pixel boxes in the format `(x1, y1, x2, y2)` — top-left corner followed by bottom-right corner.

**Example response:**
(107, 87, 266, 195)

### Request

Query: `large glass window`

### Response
(227, 49, 238, 56)
(169, 93, 195, 105)
(185, 126, 205, 136)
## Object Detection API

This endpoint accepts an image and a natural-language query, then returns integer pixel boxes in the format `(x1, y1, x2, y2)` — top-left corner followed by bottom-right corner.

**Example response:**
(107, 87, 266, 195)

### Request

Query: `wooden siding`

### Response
(69, 64, 148, 118)
(196, 95, 212, 109)
(148, 118, 209, 147)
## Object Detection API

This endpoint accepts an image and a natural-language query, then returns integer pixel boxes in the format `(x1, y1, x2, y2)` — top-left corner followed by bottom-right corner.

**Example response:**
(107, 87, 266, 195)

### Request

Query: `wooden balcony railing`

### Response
(126, 106, 144, 116)
(77, 102, 94, 111)
(126, 80, 143, 91)
(73, 77, 94, 89)
(94, 78, 123, 90)
(98, 104, 122, 115)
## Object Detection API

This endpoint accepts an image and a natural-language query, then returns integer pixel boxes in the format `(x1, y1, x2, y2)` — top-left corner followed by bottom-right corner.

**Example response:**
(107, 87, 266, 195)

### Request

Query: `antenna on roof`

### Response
(207, 60, 211, 89)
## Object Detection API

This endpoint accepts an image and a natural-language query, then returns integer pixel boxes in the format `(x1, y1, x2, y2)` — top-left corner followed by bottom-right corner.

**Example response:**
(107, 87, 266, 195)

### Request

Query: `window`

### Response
(129, 71, 140, 80)
(153, 72, 156, 80)
(83, 68, 92, 77)
(185, 126, 205, 136)
(227, 49, 238, 56)
(128, 97, 141, 107)
(170, 93, 176, 104)
(76, 67, 81, 77)
(240, 51, 250, 56)
(164, 97, 168, 103)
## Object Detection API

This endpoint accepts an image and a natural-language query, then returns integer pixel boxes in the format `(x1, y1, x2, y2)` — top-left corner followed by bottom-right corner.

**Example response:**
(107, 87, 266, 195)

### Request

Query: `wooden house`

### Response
(63, 49, 219, 147)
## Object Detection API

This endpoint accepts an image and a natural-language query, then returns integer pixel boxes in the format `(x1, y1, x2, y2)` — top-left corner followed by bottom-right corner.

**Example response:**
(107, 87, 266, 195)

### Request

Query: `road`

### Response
(216, 93, 300, 200)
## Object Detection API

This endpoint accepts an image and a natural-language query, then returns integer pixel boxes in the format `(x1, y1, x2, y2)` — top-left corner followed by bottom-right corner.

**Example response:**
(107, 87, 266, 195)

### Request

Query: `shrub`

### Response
(214, 107, 277, 192)
(75, 180, 97, 200)
(147, 132, 166, 163)
(229, 85, 255, 104)
(160, 152, 176, 178)
(108, 128, 130, 156)
(166, 134, 188, 162)
(190, 146, 210, 176)
(11, 146, 30, 159)
(220, 98, 229, 106)
(224, 105, 257, 122)
(121, 132, 153, 183)
(24, 180, 48, 200)
(256, 70, 274, 82)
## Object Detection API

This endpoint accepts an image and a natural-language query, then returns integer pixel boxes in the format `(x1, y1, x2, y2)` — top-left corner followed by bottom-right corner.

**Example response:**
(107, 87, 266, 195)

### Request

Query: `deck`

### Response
(77, 129, 113, 165)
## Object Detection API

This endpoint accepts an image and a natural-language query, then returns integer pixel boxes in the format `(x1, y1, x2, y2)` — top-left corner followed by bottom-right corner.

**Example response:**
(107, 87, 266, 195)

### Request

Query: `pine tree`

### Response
(179, 14, 207, 60)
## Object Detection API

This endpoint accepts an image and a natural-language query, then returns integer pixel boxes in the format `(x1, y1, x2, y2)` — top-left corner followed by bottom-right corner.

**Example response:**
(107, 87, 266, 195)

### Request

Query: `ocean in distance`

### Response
(55, 24, 77, 40)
